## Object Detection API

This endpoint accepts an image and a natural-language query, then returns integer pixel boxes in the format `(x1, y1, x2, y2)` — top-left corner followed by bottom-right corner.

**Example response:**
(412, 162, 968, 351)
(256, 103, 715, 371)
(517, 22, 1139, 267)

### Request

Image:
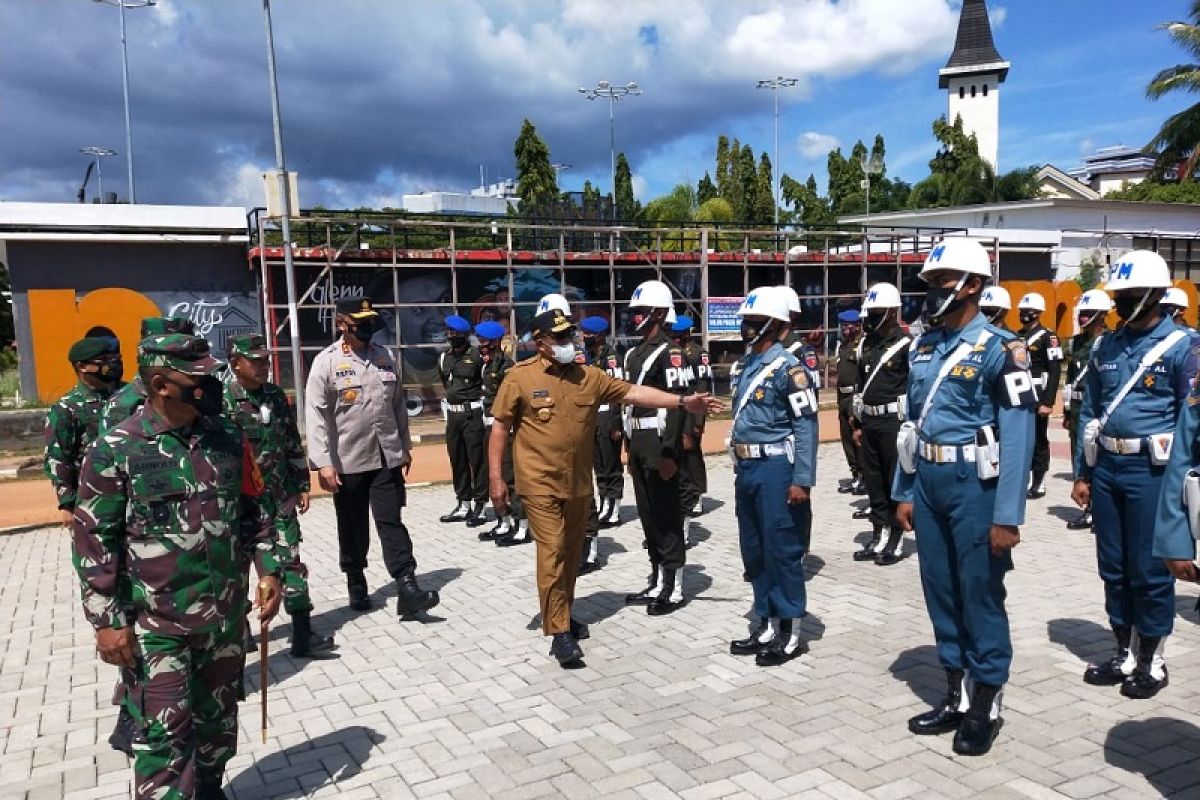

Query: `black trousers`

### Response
(490, 424, 524, 520)
(1032, 413, 1050, 478)
(678, 441, 707, 515)
(860, 414, 902, 531)
(628, 450, 686, 571)
(333, 465, 416, 579)
(446, 409, 488, 502)
(838, 399, 861, 476)
(593, 411, 624, 499)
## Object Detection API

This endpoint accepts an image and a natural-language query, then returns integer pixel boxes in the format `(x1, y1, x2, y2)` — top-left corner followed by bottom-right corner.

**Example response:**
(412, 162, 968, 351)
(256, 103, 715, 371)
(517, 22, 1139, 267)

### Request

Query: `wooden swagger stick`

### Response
(258, 580, 271, 744)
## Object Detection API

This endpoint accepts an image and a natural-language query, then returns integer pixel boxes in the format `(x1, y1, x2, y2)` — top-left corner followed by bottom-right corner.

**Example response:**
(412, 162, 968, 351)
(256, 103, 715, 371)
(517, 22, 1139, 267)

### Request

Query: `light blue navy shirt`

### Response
(730, 342, 818, 487)
(1073, 314, 1198, 479)
(1153, 361, 1200, 560)
(892, 312, 1037, 526)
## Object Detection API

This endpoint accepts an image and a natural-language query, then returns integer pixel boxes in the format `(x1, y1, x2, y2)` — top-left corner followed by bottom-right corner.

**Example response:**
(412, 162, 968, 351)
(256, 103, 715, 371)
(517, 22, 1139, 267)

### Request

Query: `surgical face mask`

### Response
(1078, 312, 1101, 330)
(1019, 310, 1040, 326)
(550, 343, 577, 364)
(1115, 290, 1157, 323)
(923, 273, 970, 321)
(167, 374, 224, 417)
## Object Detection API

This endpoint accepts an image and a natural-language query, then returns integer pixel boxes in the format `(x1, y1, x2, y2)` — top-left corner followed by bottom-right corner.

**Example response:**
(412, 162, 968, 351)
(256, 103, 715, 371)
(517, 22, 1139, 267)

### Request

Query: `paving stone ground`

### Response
(2, 427, 1200, 799)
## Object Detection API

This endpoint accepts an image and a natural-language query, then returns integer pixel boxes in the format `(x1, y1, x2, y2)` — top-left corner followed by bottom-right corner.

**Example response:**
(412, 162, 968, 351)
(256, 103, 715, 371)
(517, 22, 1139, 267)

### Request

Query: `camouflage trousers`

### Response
(127, 614, 244, 800)
(275, 496, 312, 615)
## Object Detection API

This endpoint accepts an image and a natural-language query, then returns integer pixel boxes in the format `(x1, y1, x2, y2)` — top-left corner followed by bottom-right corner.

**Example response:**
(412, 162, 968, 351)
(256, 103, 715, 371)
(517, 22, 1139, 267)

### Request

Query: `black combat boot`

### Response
(1083, 625, 1133, 686)
(908, 669, 968, 735)
(464, 500, 488, 527)
(107, 705, 137, 757)
(755, 618, 803, 666)
(196, 777, 230, 800)
(853, 528, 882, 562)
(439, 501, 469, 523)
(549, 632, 583, 665)
(570, 618, 590, 640)
(395, 573, 440, 617)
(952, 682, 1004, 756)
(875, 528, 905, 566)
(647, 568, 684, 615)
(624, 566, 660, 605)
(578, 536, 600, 574)
(1066, 505, 1092, 531)
(730, 617, 772, 656)
(1120, 634, 1168, 699)
(289, 610, 337, 660)
(346, 572, 372, 611)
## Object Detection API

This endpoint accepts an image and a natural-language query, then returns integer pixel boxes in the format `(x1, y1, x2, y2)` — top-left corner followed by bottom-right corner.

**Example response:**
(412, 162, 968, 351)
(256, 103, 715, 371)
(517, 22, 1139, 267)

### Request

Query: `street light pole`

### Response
(261, 0, 306, 423)
(756, 77, 798, 230)
(80, 147, 117, 202)
(578, 80, 642, 221)
(93, 0, 154, 204)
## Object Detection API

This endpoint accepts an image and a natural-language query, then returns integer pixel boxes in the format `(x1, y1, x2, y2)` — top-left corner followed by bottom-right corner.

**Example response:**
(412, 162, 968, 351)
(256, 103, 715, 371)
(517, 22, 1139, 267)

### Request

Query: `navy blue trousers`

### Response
(1090, 451, 1175, 637)
(913, 459, 1013, 686)
(735, 455, 810, 619)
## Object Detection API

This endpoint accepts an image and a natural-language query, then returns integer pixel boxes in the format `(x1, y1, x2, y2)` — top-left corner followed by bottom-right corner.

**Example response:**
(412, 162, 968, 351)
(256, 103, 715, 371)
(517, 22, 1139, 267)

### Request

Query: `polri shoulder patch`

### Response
(788, 365, 809, 389)
(1006, 340, 1031, 370)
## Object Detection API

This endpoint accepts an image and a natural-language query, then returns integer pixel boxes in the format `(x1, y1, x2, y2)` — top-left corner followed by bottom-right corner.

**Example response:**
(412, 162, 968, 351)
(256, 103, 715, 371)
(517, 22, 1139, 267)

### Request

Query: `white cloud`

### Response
(631, 173, 649, 200)
(989, 5, 1008, 28)
(799, 132, 842, 160)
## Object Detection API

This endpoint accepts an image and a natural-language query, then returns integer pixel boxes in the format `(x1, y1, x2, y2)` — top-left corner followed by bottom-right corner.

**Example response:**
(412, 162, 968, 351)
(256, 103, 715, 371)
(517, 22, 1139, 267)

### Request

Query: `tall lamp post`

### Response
(756, 76, 798, 230)
(79, 147, 117, 202)
(261, 0, 306, 422)
(860, 152, 884, 218)
(92, 0, 154, 204)
(578, 80, 641, 220)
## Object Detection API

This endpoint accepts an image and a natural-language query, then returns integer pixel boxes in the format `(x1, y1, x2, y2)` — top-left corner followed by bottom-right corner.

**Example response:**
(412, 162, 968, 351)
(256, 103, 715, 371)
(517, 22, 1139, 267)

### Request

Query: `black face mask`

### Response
(447, 333, 468, 349)
(923, 274, 970, 322)
(168, 375, 224, 417)
(983, 308, 1005, 325)
(741, 319, 771, 345)
(349, 317, 380, 343)
(864, 312, 889, 333)
(583, 335, 600, 352)
(1019, 310, 1040, 326)
(1114, 290, 1160, 323)
(92, 358, 123, 384)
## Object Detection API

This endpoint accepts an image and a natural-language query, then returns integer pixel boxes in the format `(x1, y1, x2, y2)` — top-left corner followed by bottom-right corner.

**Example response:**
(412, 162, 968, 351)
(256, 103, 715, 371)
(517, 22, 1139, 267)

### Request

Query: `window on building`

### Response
(983, 84, 989, 97)
(971, 85, 977, 98)
(959, 87, 965, 99)
(1136, 236, 1200, 280)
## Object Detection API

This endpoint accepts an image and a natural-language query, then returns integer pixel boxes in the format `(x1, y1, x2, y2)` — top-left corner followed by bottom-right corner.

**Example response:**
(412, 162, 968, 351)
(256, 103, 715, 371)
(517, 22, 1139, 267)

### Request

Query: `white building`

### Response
(939, 0, 1009, 170)
(402, 179, 519, 216)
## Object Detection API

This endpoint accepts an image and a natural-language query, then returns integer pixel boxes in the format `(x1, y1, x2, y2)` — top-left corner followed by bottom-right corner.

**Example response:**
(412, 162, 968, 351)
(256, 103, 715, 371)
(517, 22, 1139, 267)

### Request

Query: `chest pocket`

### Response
(451, 359, 478, 381)
(529, 395, 556, 423)
(571, 394, 595, 423)
(128, 458, 189, 538)
(238, 411, 265, 440)
(336, 374, 364, 407)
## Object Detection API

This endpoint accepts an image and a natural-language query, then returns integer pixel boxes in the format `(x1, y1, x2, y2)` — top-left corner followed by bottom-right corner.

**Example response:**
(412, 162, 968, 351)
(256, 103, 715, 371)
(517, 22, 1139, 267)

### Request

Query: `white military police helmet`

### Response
(1017, 292, 1046, 312)
(628, 280, 674, 309)
(919, 238, 993, 280)
(776, 285, 802, 315)
(1105, 250, 1171, 291)
(537, 293, 572, 316)
(862, 282, 902, 310)
(980, 286, 1011, 310)
(1076, 289, 1113, 312)
(737, 286, 791, 323)
(1163, 286, 1190, 309)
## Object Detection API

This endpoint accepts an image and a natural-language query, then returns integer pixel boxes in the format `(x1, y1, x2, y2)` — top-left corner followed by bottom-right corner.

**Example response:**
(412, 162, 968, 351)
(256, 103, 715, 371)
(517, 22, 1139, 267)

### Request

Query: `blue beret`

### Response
(474, 321, 505, 340)
(837, 309, 861, 323)
(579, 316, 609, 334)
(444, 315, 471, 333)
(671, 315, 694, 333)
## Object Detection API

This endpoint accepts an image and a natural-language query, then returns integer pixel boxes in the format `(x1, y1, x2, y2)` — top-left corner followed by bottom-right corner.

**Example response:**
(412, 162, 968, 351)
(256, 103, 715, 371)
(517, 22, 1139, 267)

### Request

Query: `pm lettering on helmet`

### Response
(929, 244, 946, 262)
(745, 293, 757, 308)
(1113, 261, 1134, 281)
(867, 290, 878, 302)
(631, 287, 643, 302)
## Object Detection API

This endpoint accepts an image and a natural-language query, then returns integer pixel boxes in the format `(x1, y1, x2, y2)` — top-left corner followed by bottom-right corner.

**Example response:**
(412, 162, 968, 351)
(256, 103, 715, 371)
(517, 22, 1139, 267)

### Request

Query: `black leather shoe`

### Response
(1066, 508, 1092, 531)
(550, 633, 583, 665)
(570, 618, 590, 641)
(755, 619, 802, 666)
(908, 669, 966, 735)
(853, 530, 881, 562)
(395, 574, 439, 617)
(851, 477, 867, 496)
(730, 618, 771, 656)
(1083, 625, 1132, 686)
(647, 569, 683, 615)
(837, 479, 855, 494)
(1120, 634, 1168, 699)
(479, 517, 510, 541)
(852, 508, 871, 520)
(107, 705, 137, 757)
(1026, 473, 1046, 500)
(495, 524, 531, 547)
(347, 573, 372, 611)
(952, 682, 1003, 756)
(875, 529, 905, 566)
(625, 569, 660, 605)
(464, 501, 488, 527)
(439, 502, 469, 523)
(289, 610, 338, 660)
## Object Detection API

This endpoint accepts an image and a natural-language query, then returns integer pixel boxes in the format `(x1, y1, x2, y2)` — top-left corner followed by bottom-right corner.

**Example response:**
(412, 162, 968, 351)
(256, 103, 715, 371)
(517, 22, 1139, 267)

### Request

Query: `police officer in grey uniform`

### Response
(306, 297, 439, 618)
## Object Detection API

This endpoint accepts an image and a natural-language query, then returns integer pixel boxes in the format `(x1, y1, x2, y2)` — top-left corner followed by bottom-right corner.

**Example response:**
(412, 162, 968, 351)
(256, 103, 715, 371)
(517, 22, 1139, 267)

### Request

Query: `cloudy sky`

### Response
(0, 1, 1189, 209)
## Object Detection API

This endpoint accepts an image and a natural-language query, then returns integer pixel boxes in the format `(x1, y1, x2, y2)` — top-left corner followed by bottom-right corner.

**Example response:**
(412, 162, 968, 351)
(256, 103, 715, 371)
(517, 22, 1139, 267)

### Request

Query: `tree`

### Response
(995, 165, 1042, 201)
(1106, 178, 1200, 202)
(736, 144, 758, 222)
(781, 173, 836, 230)
(614, 151, 639, 221)
(1146, 2, 1200, 179)
(695, 196, 735, 223)
(715, 136, 733, 199)
(754, 153, 776, 224)
(907, 116, 997, 208)
(1075, 256, 1104, 292)
(696, 172, 718, 205)
(513, 119, 558, 214)
(643, 183, 695, 224)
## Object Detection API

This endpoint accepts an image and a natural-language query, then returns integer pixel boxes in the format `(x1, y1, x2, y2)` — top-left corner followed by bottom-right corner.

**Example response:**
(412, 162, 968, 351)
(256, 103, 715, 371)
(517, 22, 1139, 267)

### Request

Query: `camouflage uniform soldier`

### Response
(100, 316, 195, 434)
(221, 334, 336, 659)
(73, 334, 283, 800)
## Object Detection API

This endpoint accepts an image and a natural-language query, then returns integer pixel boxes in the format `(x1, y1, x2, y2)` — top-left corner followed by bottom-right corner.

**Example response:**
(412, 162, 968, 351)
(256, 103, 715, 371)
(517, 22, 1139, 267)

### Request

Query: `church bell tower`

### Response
(939, 0, 1009, 170)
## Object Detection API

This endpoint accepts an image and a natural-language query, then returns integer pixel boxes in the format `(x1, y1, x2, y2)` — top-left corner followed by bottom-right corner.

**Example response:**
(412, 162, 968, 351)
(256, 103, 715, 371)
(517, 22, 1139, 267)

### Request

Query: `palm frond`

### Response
(1147, 64, 1200, 98)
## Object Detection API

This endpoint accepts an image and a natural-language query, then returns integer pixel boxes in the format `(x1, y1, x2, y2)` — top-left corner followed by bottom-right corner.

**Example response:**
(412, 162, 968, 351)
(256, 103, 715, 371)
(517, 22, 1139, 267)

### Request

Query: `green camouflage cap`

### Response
(227, 334, 269, 360)
(137, 334, 221, 375)
(67, 336, 119, 363)
(140, 316, 195, 337)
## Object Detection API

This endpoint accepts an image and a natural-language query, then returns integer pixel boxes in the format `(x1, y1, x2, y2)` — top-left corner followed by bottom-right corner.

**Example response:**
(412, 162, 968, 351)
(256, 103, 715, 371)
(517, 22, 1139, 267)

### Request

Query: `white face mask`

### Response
(550, 343, 576, 364)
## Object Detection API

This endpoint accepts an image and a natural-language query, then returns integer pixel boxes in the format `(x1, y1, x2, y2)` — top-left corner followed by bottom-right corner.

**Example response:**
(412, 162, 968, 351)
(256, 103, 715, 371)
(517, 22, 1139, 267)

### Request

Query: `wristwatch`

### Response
(677, 395, 686, 409)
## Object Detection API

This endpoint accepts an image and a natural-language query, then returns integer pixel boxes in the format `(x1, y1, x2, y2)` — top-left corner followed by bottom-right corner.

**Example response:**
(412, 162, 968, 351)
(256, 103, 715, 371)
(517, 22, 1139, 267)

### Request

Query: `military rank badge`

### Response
(1006, 340, 1030, 370)
(1143, 374, 1156, 389)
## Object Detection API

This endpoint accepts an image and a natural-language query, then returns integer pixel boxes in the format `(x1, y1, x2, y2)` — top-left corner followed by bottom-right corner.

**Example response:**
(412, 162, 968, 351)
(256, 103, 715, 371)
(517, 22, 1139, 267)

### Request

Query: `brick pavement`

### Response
(2, 426, 1199, 799)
